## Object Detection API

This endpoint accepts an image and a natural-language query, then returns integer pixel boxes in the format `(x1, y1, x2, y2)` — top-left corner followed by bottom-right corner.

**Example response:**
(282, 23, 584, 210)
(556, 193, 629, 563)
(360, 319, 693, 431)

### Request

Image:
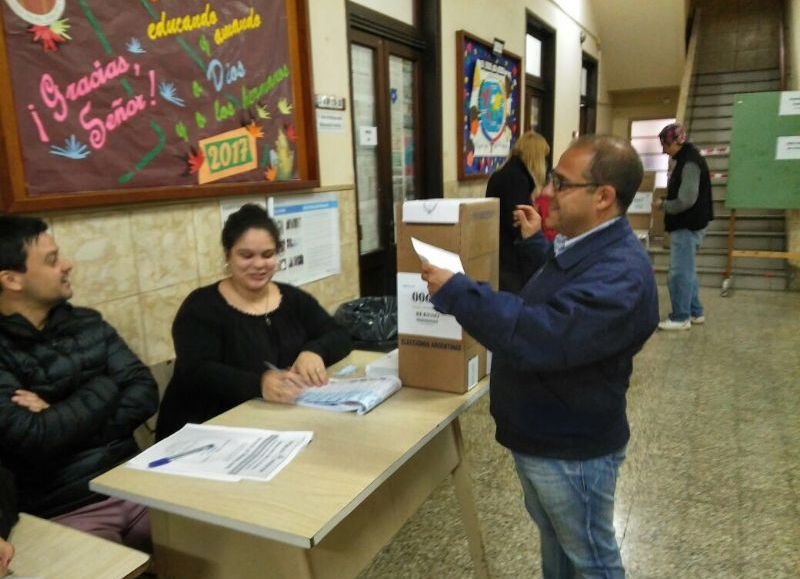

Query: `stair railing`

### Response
(675, 8, 701, 125)
(779, 0, 786, 90)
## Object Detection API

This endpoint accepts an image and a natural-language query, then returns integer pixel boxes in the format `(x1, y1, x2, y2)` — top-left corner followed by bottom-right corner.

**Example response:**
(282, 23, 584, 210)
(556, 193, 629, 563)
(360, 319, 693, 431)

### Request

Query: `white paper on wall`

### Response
(779, 91, 800, 115)
(775, 136, 800, 160)
(397, 272, 462, 340)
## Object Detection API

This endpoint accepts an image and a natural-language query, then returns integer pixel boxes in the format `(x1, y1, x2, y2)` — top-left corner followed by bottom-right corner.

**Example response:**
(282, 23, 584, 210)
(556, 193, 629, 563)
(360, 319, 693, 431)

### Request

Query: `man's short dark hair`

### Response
(572, 135, 644, 213)
(221, 204, 281, 254)
(0, 215, 48, 273)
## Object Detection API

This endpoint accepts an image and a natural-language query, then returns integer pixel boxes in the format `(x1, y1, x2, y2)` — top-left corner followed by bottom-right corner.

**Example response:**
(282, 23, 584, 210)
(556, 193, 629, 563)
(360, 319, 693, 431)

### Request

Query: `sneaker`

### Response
(690, 315, 705, 325)
(658, 318, 691, 331)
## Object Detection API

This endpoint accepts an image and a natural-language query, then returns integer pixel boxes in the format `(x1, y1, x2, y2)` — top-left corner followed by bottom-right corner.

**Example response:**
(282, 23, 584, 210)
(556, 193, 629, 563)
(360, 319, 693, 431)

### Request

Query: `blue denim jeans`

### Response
(512, 448, 626, 579)
(667, 228, 707, 322)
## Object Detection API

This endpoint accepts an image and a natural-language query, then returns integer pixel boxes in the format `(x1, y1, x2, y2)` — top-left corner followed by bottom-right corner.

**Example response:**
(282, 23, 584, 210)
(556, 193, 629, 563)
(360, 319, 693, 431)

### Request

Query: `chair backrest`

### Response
(134, 359, 175, 449)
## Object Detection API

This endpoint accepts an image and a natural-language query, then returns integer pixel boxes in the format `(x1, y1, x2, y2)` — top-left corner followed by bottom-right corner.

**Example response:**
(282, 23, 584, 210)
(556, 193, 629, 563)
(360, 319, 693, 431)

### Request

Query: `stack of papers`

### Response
(127, 424, 313, 482)
(365, 349, 398, 378)
(296, 375, 401, 415)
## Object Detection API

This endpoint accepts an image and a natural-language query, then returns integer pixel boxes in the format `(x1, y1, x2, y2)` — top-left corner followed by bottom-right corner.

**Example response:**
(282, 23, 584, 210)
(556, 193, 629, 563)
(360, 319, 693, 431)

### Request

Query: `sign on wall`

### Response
(456, 30, 521, 180)
(0, 0, 317, 211)
(270, 193, 341, 286)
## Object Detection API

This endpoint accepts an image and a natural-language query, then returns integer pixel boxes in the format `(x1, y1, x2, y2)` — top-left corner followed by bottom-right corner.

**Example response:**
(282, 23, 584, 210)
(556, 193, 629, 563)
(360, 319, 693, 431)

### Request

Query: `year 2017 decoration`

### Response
(457, 30, 521, 180)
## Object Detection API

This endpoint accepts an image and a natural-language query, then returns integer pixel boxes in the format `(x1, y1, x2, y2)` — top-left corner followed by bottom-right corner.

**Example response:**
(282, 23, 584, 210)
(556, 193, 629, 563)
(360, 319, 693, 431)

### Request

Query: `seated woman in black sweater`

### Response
(156, 204, 353, 440)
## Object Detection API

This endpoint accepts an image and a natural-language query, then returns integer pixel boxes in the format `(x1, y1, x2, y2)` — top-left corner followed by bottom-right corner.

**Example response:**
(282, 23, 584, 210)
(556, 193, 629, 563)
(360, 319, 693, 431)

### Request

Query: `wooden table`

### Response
(8, 513, 150, 579)
(91, 352, 491, 579)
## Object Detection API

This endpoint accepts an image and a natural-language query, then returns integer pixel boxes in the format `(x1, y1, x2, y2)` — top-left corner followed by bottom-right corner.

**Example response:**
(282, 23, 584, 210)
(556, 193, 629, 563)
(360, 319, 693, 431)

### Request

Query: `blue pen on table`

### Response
(147, 443, 215, 468)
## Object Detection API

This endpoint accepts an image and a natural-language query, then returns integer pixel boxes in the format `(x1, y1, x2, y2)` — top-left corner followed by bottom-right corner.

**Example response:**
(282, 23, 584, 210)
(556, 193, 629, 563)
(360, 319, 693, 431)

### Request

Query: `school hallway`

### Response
(358, 286, 800, 579)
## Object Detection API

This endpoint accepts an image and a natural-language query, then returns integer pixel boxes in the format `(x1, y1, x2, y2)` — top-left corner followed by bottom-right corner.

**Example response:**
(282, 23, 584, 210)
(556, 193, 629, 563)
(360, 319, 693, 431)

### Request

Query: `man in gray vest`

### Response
(653, 123, 714, 331)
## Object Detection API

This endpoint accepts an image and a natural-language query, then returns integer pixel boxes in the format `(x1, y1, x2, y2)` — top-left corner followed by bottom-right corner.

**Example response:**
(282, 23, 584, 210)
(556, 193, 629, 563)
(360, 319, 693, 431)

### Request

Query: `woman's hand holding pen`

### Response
(291, 351, 329, 386)
(261, 365, 308, 404)
(513, 203, 542, 240)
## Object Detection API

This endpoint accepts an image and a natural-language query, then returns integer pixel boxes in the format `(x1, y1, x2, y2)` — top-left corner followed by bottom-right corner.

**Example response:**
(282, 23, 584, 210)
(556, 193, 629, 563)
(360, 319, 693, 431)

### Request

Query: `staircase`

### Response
(649, 1, 789, 291)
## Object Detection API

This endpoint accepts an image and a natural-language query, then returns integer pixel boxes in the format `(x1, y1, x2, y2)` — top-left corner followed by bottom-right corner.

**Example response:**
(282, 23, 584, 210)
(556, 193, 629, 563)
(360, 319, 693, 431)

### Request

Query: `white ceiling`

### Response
(592, 0, 687, 92)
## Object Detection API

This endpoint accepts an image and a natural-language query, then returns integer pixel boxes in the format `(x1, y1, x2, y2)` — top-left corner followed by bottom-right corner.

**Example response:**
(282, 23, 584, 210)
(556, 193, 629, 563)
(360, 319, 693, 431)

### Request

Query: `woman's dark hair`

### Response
(221, 204, 281, 254)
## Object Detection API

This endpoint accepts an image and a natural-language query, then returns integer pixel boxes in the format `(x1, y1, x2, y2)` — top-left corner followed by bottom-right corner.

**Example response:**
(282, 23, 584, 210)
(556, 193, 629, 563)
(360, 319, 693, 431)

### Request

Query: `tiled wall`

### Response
(46, 188, 360, 365)
(695, 0, 781, 73)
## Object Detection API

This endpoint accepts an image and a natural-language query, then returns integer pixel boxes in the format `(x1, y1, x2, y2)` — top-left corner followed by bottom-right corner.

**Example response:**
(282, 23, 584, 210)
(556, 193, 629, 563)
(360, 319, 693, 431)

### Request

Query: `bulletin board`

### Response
(727, 91, 800, 209)
(0, 0, 318, 212)
(456, 30, 521, 180)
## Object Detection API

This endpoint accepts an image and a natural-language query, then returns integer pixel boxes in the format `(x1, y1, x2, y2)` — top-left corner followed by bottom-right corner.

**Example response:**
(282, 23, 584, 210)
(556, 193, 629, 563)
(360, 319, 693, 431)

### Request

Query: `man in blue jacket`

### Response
(422, 135, 658, 579)
(0, 215, 158, 551)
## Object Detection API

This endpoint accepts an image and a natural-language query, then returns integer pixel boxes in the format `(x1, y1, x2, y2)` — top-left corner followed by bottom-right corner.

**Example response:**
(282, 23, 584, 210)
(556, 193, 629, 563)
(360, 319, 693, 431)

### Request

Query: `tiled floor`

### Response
(358, 288, 800, 578)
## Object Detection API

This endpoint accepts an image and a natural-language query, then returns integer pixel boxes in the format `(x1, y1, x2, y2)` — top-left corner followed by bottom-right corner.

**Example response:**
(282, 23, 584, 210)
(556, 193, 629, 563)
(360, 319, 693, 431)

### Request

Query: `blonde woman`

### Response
(485, 131, 552, 292)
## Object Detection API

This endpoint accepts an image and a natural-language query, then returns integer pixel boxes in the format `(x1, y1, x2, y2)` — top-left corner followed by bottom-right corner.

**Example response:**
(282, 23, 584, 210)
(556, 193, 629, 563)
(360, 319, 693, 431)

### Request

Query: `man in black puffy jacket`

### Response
(0, 215, 158, 551)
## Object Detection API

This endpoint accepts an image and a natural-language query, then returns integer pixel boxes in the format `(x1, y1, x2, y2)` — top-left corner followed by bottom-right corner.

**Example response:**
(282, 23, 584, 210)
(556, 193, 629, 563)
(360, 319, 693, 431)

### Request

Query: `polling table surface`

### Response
(91, 351, 491, 579)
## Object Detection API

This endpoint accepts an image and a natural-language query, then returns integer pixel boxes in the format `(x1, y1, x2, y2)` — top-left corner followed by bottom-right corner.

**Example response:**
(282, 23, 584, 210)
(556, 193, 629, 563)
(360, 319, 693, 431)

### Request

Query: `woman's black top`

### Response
(156, 282, 352, 440)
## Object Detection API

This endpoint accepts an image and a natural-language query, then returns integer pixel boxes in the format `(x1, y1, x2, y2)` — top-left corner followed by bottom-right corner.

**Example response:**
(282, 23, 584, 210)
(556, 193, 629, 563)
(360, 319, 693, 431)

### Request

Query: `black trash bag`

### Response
(334, 296, 397, 351)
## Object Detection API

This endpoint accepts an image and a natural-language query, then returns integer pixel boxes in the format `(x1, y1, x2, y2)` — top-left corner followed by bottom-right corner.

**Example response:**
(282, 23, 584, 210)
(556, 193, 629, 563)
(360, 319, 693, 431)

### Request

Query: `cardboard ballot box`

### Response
(396, 198, 498, 393)
(626, 171, 656, 231)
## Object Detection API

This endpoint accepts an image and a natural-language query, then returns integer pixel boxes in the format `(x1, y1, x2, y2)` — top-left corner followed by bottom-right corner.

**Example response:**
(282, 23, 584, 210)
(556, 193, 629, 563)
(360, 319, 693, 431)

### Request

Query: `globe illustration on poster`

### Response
(461, 34, 519, 178)
(465, 58, 514, 174)
(478, 79, 506, 143)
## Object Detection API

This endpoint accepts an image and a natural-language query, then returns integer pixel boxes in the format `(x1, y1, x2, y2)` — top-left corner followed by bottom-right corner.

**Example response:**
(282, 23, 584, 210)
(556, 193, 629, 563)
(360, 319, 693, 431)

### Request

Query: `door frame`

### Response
(524, 13, 555, 168)
(347, 2, 440, 296)
(349, 30, 424, 295)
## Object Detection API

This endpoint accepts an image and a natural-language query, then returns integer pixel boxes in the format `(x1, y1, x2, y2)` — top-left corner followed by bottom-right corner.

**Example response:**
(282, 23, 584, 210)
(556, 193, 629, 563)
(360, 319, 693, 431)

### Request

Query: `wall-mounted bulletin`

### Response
(728, 91, 800, 209)
(456, 30, 521, 181)
(0, 0, 318, 212)
(270, 192, 341, 286)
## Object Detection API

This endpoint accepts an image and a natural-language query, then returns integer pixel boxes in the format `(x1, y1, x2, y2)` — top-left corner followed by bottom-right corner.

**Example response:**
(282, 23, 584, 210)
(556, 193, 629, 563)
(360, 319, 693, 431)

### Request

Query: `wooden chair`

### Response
(8, 513, 150, 579)
(134, 359, 175, 450)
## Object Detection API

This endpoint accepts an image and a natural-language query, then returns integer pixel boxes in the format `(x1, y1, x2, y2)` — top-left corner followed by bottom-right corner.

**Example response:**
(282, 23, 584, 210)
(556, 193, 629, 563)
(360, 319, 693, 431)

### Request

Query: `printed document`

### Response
(127, 424, 313, 482)
(296, 375, 402, 415)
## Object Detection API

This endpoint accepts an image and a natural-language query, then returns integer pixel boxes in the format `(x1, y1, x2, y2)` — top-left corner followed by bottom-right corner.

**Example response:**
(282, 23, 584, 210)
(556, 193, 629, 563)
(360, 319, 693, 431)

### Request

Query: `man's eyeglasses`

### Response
(547, 170, 599, 192)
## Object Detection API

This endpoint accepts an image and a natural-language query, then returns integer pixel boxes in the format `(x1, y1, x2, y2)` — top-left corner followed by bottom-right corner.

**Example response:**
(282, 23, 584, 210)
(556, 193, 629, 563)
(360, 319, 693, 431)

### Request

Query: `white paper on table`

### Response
(365, 349, 398, 378)
(127, 423, 313, 482)
(411, 237, 464, 273)
(296, 375, 401, 415)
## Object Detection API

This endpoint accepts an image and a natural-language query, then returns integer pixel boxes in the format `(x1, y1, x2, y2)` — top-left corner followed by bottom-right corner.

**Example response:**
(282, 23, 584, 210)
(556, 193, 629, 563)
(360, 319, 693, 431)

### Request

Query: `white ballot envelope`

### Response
(411, 237, 465, 273)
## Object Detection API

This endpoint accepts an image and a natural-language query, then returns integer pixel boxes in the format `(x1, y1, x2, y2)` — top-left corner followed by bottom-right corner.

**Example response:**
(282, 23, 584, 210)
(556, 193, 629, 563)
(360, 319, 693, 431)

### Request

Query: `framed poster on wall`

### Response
(456, 30, 521, 181)
(0, 0, 319, 212)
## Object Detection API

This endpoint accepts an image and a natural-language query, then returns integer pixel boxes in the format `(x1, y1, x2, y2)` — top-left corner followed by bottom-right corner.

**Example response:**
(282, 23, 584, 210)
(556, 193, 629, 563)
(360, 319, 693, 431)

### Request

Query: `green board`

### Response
(727, 91, 800, 209)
